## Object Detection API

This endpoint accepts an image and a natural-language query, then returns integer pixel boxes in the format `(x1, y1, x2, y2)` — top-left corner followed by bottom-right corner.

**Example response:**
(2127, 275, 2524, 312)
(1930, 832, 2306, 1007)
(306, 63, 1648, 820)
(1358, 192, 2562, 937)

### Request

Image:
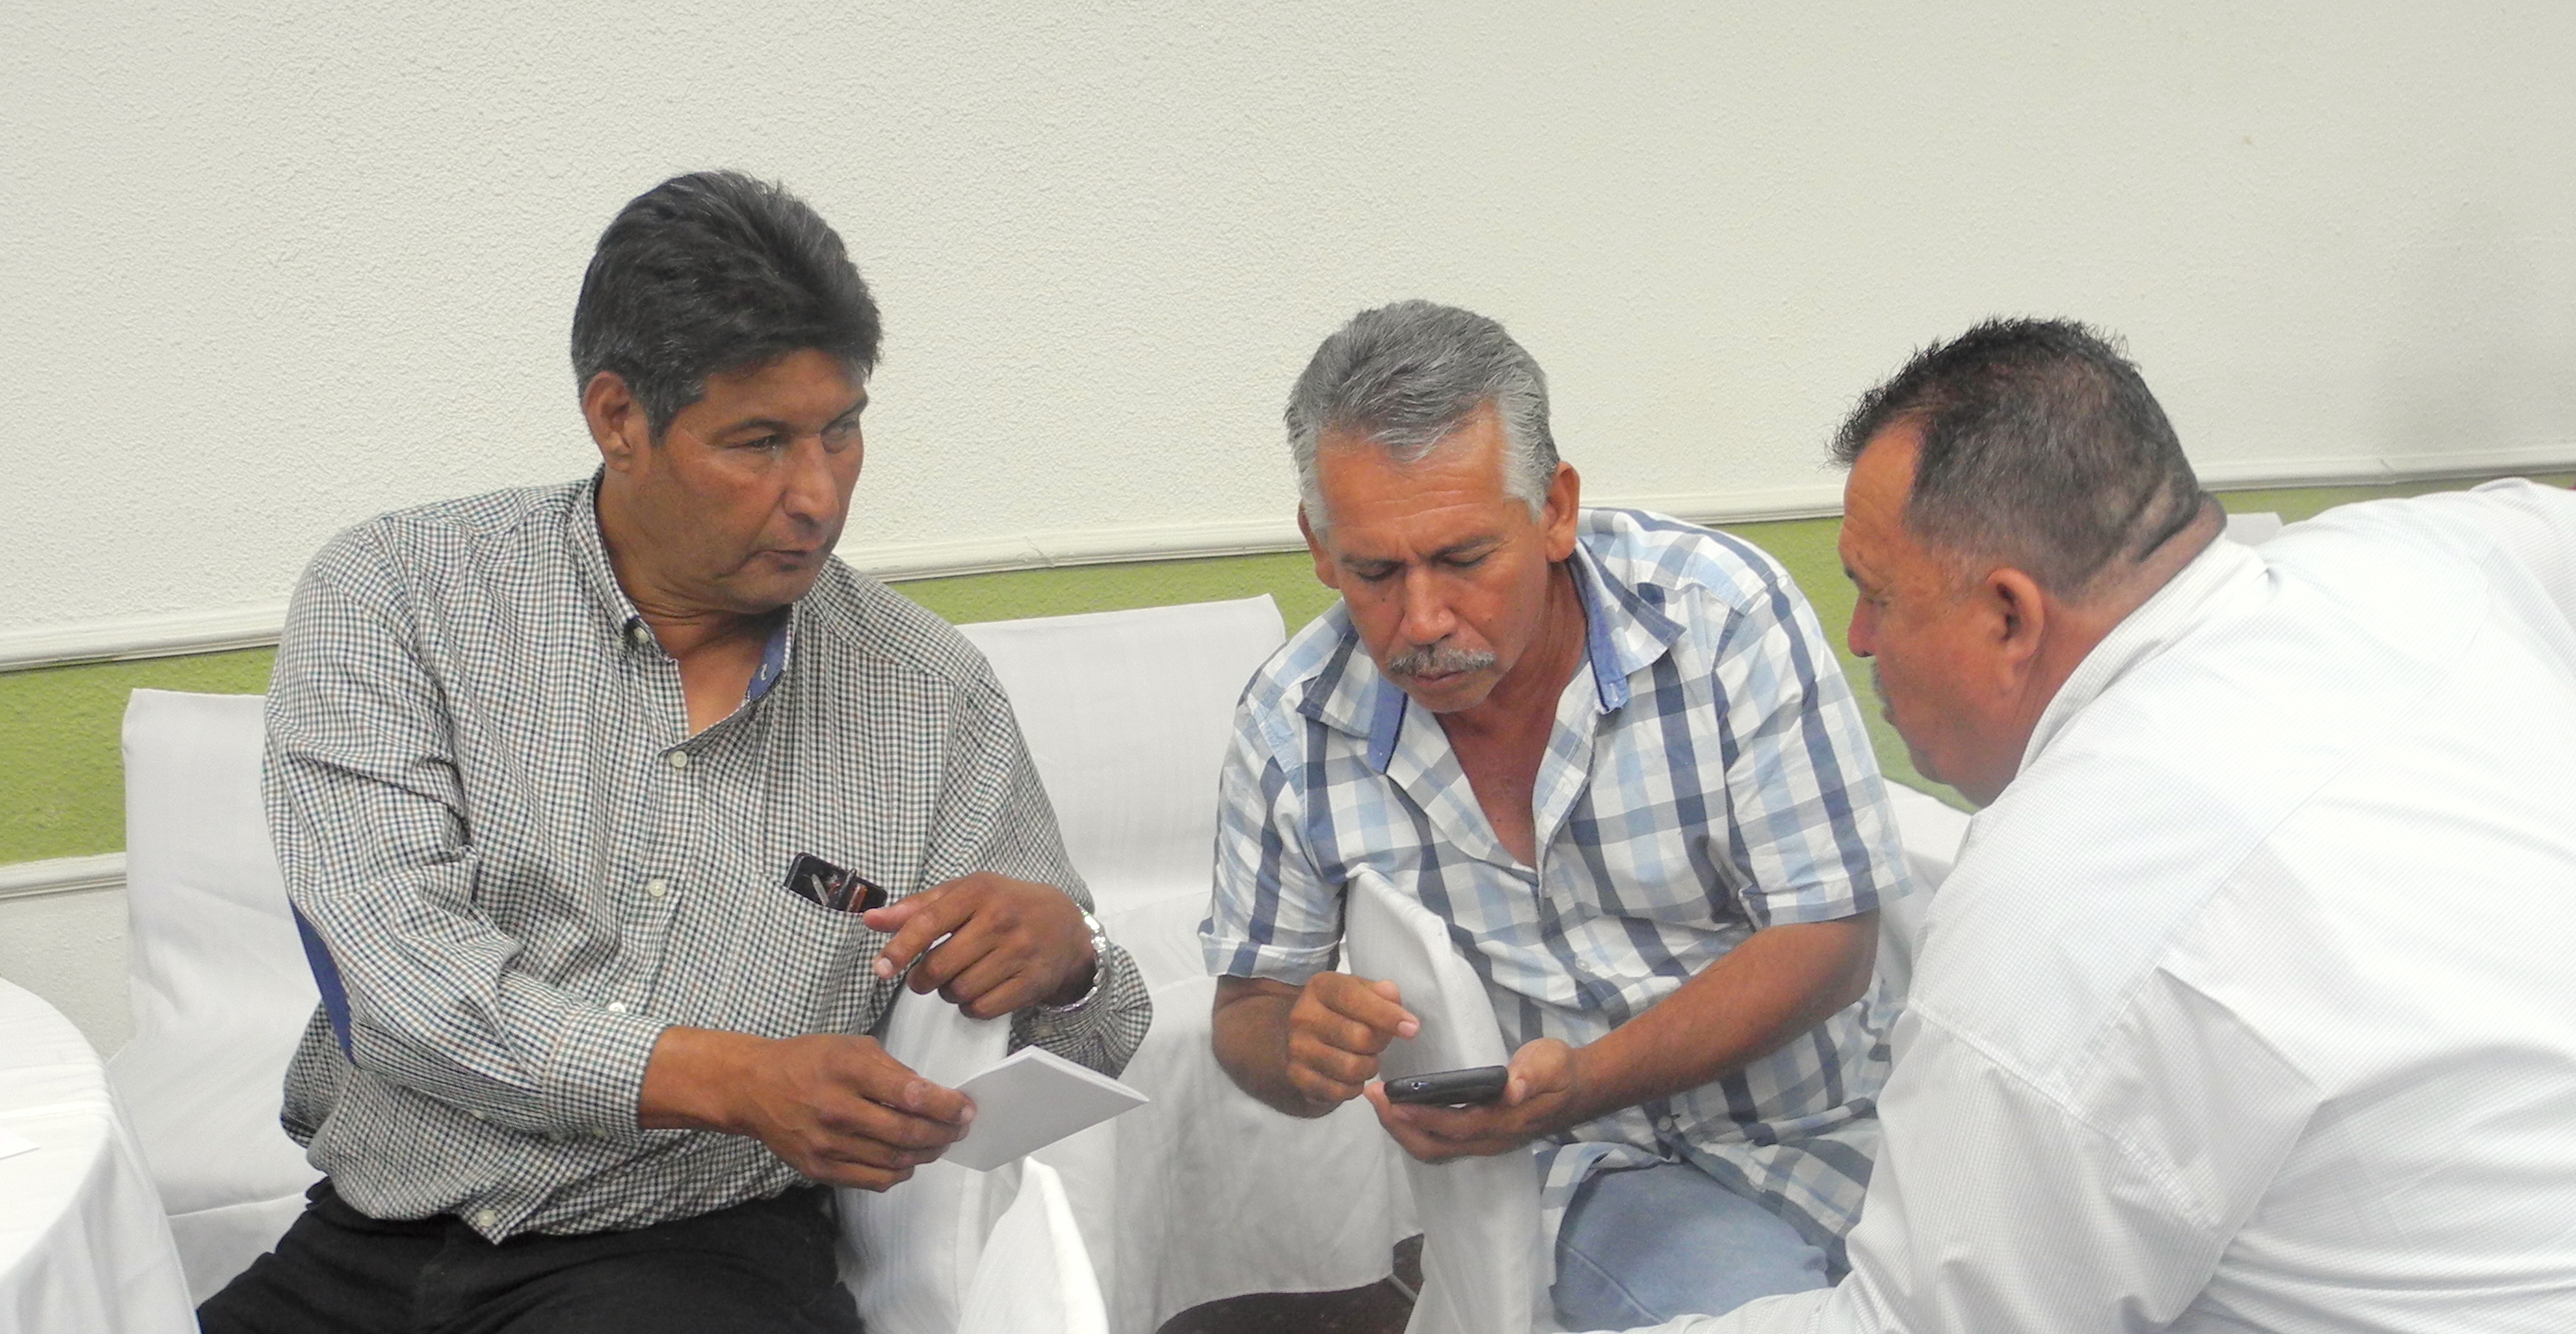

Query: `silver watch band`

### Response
(1042, 907, 1111, 1013)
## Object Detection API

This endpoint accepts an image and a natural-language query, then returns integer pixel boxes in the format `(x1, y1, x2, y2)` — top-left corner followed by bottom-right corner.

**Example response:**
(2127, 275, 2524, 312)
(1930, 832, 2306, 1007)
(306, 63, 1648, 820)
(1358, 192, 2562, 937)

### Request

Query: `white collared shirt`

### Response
(1624, 481, 2576, 1332)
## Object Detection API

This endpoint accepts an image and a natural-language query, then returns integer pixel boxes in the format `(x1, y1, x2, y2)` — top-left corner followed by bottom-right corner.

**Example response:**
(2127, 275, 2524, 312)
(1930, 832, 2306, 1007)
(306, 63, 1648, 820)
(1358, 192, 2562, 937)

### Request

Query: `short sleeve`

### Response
(1201, 701, 1345, 984)
(1706, 573, 1910, 929)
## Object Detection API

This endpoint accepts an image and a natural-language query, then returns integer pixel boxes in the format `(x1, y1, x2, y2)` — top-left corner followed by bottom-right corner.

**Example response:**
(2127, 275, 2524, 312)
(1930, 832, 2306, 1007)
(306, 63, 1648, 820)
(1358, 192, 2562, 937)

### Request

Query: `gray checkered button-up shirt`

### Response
(265, 478, 1148, 1239)
(1204, 509, 1910, 1263)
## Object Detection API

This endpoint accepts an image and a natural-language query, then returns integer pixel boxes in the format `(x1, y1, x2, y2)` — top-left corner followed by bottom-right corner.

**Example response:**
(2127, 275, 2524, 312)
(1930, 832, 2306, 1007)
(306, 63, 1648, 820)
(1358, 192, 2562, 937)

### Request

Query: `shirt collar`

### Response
(568, 472, 654, 652)
(2019, 535, 2267, 772)
(1297, 535, 1691, 773)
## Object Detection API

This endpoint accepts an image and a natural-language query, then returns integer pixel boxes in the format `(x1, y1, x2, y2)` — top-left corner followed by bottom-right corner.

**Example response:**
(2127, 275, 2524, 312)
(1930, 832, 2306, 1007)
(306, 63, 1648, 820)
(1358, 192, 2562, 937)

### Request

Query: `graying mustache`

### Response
(1385, 644, 1498, 678)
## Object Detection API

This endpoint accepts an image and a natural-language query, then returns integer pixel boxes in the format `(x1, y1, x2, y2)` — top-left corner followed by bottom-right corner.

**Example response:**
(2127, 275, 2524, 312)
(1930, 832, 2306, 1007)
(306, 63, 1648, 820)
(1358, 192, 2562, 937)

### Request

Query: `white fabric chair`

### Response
(1341, 866, 1552, 1334)
(840, 988, 1013, 1334)
(1876, 783, 1974, 1006)
(956, 1161, 1108, 1334)
(108, 689, 322, 1301)
(958, 596, 1417, 1332)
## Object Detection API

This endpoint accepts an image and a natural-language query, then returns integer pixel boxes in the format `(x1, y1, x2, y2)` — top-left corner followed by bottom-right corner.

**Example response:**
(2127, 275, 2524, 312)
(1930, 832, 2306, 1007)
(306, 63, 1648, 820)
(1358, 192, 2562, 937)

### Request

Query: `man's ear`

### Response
(1298, 506, 1341, 590)
(1982, 565, 2051, 689)
(1540, 463, 1581, 561)
(583, 371, 648, 472)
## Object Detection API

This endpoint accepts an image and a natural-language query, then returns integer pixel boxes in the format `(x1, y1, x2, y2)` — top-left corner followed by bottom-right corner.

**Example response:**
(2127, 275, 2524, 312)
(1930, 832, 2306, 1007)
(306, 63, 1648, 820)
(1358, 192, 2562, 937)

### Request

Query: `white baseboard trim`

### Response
(4, 451, 2568, 674)
(0, 853, 126, 903)
(0, 604, 294, 674)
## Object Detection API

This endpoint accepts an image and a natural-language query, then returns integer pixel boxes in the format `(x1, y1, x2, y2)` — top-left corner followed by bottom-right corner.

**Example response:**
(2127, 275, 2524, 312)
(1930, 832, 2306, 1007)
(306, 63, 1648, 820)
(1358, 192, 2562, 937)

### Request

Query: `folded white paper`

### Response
(0, 1125, 37, 1162)
(945, 1046, 1148, 1171)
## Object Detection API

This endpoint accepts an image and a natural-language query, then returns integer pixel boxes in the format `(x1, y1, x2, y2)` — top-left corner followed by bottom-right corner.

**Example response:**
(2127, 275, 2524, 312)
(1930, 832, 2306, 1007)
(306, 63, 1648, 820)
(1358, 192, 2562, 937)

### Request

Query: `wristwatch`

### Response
(1042, 907, 1112, 1013)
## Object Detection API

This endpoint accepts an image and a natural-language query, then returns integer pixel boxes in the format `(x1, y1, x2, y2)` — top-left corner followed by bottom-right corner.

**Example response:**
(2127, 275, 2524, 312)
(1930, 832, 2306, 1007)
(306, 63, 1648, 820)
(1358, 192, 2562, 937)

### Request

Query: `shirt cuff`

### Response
(539, 1002, 670, 1138)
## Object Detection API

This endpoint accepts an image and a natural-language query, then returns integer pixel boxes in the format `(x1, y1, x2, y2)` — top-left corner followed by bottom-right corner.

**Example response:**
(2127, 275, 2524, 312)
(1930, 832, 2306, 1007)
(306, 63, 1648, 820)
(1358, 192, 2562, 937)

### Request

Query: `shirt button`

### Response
(606, 1001, 628, 1014)
(468, 1109, 487, 1122)
(628, 624, 653, 648)
(474, 1209, 499, 1230)
(666, 750, 690, 771)
(646, 878, 669, 899)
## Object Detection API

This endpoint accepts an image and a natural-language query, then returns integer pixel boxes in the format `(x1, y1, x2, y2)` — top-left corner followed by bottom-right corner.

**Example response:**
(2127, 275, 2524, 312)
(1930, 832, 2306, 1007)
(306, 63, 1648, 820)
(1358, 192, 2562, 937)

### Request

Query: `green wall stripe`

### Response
(5, 475, 2563, 865)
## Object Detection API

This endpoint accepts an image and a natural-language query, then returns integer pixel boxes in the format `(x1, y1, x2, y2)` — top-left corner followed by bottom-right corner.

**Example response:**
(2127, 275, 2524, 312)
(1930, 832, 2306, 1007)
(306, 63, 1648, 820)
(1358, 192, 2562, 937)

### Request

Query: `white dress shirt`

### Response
(1616, 481, 2576, 1333)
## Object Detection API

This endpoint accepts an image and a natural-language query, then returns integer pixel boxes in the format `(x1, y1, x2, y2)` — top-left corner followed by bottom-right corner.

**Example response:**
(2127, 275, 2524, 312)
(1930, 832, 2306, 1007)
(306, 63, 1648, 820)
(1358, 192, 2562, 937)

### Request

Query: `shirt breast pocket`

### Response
(719, 878, 896, 1038)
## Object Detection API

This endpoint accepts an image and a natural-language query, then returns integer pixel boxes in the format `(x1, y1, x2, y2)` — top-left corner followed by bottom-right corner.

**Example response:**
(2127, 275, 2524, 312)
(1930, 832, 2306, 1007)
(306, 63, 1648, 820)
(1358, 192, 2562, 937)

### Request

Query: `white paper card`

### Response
(946, 1046, 1148, 1171)
(0, 1125, 38, 1162)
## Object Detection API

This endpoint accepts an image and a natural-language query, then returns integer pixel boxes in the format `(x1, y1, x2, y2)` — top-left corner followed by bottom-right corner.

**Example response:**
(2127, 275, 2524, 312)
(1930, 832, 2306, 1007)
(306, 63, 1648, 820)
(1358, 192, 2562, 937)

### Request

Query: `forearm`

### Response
(1567, 914, 1878, 1125)
(1211, 978, 1339, 1117)
(639, 1026, 762, 1132)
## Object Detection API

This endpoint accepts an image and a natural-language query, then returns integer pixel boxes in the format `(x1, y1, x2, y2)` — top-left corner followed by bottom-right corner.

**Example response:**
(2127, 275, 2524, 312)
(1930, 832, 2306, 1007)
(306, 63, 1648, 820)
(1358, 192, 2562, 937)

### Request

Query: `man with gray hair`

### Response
(1203, 300, 1915, 1325)
(1618, 318, 2576, 1332)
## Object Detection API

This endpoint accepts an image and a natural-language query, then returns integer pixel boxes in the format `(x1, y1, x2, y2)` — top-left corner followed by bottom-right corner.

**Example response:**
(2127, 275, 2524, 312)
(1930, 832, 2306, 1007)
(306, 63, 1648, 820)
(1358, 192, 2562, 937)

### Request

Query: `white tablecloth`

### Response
(0, 977, 194, 1334)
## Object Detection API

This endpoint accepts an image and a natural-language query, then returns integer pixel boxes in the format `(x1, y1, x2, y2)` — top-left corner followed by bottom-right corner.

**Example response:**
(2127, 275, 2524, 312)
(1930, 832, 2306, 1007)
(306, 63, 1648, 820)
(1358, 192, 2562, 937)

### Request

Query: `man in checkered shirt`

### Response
(1204, 302, 1913, 1328)
(199, 172, 1148, 1334)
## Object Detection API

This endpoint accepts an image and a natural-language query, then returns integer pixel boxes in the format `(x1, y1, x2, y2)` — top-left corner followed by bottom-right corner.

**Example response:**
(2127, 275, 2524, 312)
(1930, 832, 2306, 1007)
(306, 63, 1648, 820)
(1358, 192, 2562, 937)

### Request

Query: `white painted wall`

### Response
(0, 890, 132, 1056)
(7, 1, 2574, 637)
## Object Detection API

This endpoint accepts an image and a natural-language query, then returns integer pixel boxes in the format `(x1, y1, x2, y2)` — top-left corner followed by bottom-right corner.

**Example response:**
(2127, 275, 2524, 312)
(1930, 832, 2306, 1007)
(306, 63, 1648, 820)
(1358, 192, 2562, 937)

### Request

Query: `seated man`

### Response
(199, 171, 1149, 1334)
(1204, 300, 1914, 1327)
(1621, 320, 2576, 1331)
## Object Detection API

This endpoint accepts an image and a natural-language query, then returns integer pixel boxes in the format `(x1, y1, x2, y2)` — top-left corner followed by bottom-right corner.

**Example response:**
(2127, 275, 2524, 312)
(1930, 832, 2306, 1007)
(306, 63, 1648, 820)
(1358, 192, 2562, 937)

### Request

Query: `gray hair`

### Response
(1286, 300, 1558, 522)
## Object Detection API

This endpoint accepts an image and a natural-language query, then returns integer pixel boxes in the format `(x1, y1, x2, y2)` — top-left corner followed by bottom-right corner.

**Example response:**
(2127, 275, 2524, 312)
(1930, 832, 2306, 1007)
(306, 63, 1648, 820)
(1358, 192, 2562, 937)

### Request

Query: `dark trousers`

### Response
(197, 1179, 864, 1334)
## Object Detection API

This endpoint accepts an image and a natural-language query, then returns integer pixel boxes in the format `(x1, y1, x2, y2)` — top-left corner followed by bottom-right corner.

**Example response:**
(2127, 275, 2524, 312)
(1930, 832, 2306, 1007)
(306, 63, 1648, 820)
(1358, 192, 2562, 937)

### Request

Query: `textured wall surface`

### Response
(7, 2, 2575, 638)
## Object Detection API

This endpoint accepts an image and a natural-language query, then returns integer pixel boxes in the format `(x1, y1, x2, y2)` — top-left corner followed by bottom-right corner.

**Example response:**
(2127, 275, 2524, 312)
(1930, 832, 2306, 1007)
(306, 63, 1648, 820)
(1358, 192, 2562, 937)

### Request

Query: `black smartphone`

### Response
(1382, 1065, 1510, 1106)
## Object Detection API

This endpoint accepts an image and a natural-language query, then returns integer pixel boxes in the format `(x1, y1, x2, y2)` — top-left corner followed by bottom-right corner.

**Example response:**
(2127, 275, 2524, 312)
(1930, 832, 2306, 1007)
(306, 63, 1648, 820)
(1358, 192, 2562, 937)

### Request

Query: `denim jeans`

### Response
(1552, 1161, 1830, 1327)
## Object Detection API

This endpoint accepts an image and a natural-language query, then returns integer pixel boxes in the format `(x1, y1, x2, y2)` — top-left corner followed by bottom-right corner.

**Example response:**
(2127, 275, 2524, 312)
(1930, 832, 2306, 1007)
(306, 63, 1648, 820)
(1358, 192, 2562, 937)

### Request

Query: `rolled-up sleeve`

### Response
(265, 530, 666, 1140)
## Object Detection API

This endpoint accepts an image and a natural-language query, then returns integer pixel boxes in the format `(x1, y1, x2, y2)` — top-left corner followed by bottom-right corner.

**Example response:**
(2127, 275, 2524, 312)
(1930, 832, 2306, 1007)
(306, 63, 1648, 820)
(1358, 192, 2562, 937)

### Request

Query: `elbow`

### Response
(1829, 911, 1882, 1014)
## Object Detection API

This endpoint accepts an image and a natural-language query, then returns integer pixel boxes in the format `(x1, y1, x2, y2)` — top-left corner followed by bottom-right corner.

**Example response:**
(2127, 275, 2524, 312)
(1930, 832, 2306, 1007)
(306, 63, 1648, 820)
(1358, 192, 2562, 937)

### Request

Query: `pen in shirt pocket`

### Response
(783, 853, 887, 914)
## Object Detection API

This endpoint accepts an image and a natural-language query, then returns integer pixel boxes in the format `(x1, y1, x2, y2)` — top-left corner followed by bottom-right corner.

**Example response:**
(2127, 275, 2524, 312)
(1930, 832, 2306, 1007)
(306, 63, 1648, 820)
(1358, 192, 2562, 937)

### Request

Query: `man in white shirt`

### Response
(1609, 318, 2576, 1332)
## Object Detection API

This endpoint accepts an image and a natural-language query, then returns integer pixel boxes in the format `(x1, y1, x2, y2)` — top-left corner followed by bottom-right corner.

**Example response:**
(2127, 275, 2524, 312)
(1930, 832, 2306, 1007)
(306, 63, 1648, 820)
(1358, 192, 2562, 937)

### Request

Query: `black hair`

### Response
(1830, 318, 2212, 596)
(570, 171, 879, 437)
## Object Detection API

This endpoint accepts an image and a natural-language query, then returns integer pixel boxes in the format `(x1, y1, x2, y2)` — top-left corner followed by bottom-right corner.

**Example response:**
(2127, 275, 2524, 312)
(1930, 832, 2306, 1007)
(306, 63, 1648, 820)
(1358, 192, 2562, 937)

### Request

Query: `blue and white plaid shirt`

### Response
(1203, 508, 1910, 1262)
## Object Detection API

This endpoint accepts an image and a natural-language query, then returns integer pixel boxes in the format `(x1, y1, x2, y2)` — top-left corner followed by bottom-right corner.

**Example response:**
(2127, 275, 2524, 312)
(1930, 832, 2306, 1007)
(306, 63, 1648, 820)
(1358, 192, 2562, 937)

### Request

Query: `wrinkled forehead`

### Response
(1310, 431, 1527, 551)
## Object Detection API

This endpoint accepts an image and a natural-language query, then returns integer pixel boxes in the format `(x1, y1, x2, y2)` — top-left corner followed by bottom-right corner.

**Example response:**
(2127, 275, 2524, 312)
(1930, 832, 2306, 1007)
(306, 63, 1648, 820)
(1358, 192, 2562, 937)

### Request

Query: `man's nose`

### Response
(780, 435, 840, 525)
(1398, 569, 1458, 645)
(1846, 599, 1878, 658)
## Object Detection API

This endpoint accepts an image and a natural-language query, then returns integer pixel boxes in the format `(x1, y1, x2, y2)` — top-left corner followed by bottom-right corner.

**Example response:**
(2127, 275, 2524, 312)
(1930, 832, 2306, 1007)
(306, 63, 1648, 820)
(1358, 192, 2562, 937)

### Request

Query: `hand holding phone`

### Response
(1380, 1065, 1510, 1106)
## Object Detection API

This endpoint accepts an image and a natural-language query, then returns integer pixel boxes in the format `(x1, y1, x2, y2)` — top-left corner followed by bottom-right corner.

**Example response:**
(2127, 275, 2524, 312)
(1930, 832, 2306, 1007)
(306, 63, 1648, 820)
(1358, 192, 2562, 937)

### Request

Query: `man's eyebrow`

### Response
(718, 415, 796, 437)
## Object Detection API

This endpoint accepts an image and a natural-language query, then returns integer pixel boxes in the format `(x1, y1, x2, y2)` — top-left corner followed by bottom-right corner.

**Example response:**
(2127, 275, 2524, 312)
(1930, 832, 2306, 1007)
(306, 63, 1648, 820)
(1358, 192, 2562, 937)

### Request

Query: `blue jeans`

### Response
(1551, 1162, 1830, 1327)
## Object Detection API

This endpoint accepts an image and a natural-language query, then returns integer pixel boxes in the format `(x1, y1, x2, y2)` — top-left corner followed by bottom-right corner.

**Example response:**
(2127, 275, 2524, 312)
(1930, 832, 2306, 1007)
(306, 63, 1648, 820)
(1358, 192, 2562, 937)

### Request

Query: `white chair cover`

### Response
(1341, 867, 1547, 1334)
(1877, 783, 1973, 1007)
(955, 594, 1288, 921)
(956, 1160, 1108, 1334)
(960, 596, 1416, 1331)
(107, 689, 323, 1301)
(841, 987, 1020, 1334)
